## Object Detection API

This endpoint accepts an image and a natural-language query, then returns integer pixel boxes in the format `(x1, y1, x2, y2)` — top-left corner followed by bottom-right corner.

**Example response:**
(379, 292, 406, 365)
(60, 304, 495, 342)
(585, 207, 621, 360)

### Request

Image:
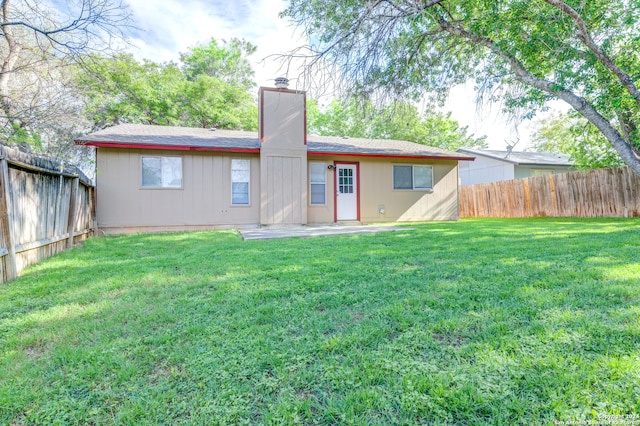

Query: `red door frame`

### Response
(333, 161, 360, 222)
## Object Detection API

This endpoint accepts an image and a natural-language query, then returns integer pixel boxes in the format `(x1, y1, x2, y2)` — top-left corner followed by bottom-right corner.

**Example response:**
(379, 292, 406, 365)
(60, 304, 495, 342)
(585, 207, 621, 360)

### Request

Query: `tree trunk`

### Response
(0, 0, 23, 127)
(551, 91, 640, 176)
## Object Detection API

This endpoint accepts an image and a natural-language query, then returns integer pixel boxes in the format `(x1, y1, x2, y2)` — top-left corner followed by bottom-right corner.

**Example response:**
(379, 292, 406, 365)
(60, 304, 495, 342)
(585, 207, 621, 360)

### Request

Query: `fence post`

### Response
(0, 157, 17, 281)
(66, 177, 79, 248)
(90, 185, 97, 231)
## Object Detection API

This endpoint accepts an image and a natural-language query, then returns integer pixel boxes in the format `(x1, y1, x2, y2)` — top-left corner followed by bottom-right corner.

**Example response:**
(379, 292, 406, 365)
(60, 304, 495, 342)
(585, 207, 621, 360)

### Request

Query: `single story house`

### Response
(457, 148, 572, 186)
(76, 85, 474, 234)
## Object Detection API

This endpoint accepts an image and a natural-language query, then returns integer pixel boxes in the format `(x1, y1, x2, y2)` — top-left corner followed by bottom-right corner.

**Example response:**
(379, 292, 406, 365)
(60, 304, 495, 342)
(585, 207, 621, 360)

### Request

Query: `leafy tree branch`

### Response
(282, 0, 640, 176)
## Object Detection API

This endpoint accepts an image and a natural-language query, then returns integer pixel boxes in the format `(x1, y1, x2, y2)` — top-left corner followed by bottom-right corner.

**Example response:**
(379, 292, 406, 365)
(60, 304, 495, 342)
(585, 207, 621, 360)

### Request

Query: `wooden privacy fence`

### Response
(0, 145, 95, 283)
(460, 166, 640, 218)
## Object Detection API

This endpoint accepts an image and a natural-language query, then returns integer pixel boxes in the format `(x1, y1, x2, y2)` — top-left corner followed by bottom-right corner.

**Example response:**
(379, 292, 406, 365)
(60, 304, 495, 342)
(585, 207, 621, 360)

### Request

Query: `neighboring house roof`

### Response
(76, 124, 475, 161)
(457, 148, 571, 166)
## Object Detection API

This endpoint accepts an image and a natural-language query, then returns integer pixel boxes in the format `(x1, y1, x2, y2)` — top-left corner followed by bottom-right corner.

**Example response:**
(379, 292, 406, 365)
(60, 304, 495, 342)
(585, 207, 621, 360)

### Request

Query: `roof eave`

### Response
(457, 149, 519, 164)
(75, 139, 474, 160)
(75, 140, 261, 154)
(516, 162, 572, 167)
(308, 151, 474, 161)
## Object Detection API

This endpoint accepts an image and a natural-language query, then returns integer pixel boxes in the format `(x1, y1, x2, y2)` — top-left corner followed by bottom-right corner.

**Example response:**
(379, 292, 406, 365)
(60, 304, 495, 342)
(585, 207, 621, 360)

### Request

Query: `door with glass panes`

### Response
(336, 164, 358, 221)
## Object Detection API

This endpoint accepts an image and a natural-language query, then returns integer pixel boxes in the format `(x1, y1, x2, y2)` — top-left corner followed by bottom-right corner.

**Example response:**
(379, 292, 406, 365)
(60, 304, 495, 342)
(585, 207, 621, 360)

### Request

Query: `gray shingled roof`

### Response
(76, 123, 474, 160)
(307, 135, 471, 159)
(457, 148, 572, 166)
(76, 124, 260, 150)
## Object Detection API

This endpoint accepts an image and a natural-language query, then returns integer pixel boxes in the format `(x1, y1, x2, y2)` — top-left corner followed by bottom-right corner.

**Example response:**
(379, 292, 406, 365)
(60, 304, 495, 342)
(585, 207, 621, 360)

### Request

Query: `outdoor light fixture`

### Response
(327, 165, 336, 170)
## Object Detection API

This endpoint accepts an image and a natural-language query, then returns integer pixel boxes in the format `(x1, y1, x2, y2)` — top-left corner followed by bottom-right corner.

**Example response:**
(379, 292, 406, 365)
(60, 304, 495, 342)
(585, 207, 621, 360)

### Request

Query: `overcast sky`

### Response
(123, 0, 539, 150)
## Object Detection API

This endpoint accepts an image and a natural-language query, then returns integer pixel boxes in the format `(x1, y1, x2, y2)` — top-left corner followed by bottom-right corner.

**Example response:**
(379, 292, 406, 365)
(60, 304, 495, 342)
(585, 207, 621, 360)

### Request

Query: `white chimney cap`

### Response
(275, 77, 289, 89)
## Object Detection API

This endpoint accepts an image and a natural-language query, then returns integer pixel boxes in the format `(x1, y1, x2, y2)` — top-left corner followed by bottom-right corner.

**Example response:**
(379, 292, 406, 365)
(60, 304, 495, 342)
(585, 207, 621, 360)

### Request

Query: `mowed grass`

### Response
(1, 218, 639, 425)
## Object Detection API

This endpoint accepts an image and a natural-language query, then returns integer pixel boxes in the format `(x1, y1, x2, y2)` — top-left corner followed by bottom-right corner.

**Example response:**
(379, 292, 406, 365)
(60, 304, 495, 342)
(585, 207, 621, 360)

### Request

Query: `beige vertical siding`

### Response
(260, 89, 306, 148)
(259, 89, 308, 225)
(308, 157, 460, 223)
(307, 160, 335, 224)
(261, 155, 306, 224)
(96, 150, 460, 231)
(96, 148, 260, 232)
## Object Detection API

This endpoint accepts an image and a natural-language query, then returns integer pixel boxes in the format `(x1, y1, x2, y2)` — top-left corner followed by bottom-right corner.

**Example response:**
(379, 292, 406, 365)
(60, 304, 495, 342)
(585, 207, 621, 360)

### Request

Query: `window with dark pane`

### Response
(309, 162, 326, 205)
(393, 165, 413, 189)
(141, 156, 182, 188)
(231, 159, 250, 205)
(393, 165, 432, 190)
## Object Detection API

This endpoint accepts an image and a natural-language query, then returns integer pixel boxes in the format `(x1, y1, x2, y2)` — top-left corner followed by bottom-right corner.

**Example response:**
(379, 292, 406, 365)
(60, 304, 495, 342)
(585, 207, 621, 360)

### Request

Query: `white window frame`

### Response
(231, 159, 251, 206)
(140, 156, 183, 189)
(309, 162, 327, 206)
(393, 164, 433, 191)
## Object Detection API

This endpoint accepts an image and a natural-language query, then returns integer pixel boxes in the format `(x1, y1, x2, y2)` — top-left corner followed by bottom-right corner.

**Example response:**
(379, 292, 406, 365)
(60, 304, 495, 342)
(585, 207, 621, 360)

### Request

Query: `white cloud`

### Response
(125, 0, 300, 86)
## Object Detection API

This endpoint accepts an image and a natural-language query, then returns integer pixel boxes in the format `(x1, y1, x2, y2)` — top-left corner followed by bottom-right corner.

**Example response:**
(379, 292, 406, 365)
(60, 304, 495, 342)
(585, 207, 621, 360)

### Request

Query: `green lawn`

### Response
(1, 218, 639, 425)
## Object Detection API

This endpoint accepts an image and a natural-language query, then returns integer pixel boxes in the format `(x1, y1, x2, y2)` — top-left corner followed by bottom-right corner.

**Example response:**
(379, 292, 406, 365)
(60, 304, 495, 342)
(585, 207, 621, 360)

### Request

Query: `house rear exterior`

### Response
(76, 86, 474, 234)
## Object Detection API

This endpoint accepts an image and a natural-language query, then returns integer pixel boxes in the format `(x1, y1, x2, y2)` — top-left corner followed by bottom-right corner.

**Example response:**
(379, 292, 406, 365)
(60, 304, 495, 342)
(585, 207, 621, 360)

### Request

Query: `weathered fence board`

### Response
(0, 145, 95, 283)
(0, 157, 17, 282)
(460, 166, 640, 218)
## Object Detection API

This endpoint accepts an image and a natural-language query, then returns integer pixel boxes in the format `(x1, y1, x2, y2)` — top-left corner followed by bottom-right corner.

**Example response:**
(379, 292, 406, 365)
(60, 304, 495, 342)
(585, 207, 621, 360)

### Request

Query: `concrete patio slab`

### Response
(239, 224, 413, 241)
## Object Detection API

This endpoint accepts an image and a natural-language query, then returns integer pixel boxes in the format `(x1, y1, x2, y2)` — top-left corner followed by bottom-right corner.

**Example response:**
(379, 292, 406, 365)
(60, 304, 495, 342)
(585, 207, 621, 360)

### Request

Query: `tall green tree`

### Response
(78, 54, 185, 127)
(531, 112, 624, 170)
(78, 38, 258, 131)
(308, 98, 486, 150)
(180, 38, 256, 89)
(282, 1, 640, 176)
(307, 98, 375, 138)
